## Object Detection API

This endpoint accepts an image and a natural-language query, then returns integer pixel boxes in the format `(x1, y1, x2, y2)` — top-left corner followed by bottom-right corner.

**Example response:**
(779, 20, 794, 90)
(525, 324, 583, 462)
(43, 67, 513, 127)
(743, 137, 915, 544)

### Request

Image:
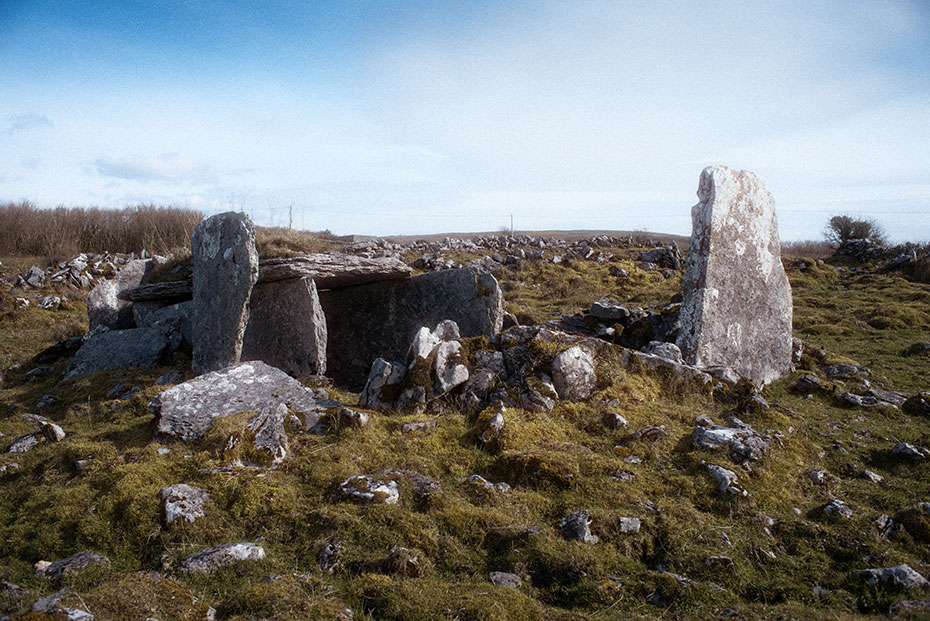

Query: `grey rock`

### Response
(808, 470, 828, 485)
(36, 394, 59, 408)
(401, 420, 435, 434)
(180, 542, 265, 573)
(241, 277, 327, 378)
(433, 340, 469, 396)
(706, 463, 747, 497)
(551, 346, 596, 401)
(87, 259, 152, 330)
(677, 166, 793, 385)
(65, 328, 168, 378)
(8, 432, 40, 453)
(359, 358, 406, 411)
(867, 388, 908, 407)
(558, 509, 599, 544)
(257, 253, 412, 288)
(589, 298, 630, 322)
(149, 361, 339, 440)
(642, 341, 683, 364)
(692, 423, 768, 462)
(893, 443, 930, 460)
(38, 551, 109, 580)
(134, 301, 193, 346)
(603, 411, 628, 429)
(464, 474, 511, 500)
(38, 295, 61, 310)
(632, 425, 667, 442)
(23, 265, 45, 287)
(337, 475, 399, 504)
(247, 403, 289, 465)
(792, 374, 825, 394)
(319, 267, 502, 386)
(617, 517, 642, 534)
(489, 571, 522, 587)
(461, 368, 498, 410)
(334, 407, 371, 429)
(0, 580, 27, 597)
(39, 421, 66, 442)
(857, 564, 930, 590)
(479, 411, 504, 445)
(31, 588, 94, 620)
(318, 539, 343, 574)
(154, 369, 183, 386)
(474, 350, 505, 375)
(863, 470, 884, 484)
(824, 363, 870, 379)
(792, 337, 804, 363)
(160, 483, 210, 525)
(191, 212, 259, 374)
(890, 599, 930, 616)
(822, 499, 853, 519)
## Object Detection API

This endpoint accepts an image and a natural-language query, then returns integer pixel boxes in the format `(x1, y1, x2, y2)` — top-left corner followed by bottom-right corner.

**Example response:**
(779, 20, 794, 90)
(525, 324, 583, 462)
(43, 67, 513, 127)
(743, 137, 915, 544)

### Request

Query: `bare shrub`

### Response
(823, 214, 886, 247)
(782, 240, 833, 259)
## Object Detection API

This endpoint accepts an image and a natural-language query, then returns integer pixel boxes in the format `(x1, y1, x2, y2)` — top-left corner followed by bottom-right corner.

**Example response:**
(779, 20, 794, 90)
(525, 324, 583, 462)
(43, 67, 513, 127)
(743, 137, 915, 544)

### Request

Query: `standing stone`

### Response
(676, 167, 792, 385)
(241, 277, 327, 378)
(191, 212, 259, 375)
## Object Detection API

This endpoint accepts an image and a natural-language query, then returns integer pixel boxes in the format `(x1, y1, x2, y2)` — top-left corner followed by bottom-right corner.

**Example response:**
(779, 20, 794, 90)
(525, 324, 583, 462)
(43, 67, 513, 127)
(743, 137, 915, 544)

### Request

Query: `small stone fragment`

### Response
(706, 463, 747, 497)
(180, 542, 266, 574)
(159, 484, 210, 525)
(857, 564, 930, 590)
(602, 411, 628, 429)
(39, 421, 66, 442)
(863, 470, 884, 484)
(318, 539, 343, 574)
(400, 420, 435, 434)
(822, 499, 853, 519)
(558, 509, 599, 544)
(617, 517, 642, 534)
(489, 571, 522, 588)
(337, 475, 399, 504)
(37, 551, 110, 580)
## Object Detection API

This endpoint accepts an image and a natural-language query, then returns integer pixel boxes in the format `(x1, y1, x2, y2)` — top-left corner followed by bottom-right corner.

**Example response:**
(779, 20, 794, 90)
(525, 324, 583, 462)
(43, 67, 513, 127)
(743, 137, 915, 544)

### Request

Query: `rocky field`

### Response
(1, 228, 929, 620)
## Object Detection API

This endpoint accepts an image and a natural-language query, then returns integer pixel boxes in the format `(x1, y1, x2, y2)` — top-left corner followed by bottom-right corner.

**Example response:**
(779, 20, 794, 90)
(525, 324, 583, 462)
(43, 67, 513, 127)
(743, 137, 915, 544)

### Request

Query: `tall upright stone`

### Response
(676, 166, 792, 385)
(191, 212, 259, 374)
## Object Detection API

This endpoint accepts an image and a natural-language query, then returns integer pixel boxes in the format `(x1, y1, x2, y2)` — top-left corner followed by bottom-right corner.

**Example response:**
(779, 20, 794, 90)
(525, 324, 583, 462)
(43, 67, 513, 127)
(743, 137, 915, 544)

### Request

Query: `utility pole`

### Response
(511, 214, 514, 235)
(288, 204, 293, 230)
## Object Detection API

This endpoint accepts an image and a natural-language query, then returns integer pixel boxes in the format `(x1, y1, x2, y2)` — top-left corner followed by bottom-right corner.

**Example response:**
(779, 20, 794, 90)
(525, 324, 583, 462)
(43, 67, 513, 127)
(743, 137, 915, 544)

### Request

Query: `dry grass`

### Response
(0, 202, 203, 256)
(782, 239, 834, 259)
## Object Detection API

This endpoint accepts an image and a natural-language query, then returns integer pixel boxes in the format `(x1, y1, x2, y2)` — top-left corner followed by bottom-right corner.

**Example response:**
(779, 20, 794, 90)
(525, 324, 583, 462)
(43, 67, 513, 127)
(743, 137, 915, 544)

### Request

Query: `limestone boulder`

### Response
(160, 484, 210, 525)
(551, 346, 596, 401)
(241, 277, 327, 378)
(65, 328, 168, 378)
(149, 361, 340, 440)
(191, 212, 259, 374)
(87, 259, 153, 330)
(37, 551, 109, 580)
(180, 543, 265, 574)
(676, 166, 792, 385)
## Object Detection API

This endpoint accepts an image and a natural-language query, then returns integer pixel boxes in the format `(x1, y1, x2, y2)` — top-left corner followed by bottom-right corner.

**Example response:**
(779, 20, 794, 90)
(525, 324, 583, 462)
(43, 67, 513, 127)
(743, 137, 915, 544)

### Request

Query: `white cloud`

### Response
(2, 113, 52, 134)
(93, 153, 215, 183)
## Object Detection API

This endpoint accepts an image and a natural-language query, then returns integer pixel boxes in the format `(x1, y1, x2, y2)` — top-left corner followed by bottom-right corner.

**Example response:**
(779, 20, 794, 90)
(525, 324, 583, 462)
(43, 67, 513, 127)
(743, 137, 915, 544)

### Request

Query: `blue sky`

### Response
(1, 1, 929, 241)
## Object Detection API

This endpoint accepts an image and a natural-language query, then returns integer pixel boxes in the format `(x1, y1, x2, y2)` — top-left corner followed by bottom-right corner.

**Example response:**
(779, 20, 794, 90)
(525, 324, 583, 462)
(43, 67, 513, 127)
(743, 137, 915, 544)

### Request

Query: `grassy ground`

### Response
(0, 244, 929, 620)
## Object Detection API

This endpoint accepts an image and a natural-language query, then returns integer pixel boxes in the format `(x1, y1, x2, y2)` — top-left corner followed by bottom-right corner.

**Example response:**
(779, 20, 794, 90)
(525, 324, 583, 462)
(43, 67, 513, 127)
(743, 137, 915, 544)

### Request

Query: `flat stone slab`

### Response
(38, 551, 109, 580)
(676, 166, 792, 385)
(65, 328, 168, 378)
(149, 361, 340, 440)
(258, 253, 412, 288)
(320, 267, 503, 386)
(241, 277, 327, 378)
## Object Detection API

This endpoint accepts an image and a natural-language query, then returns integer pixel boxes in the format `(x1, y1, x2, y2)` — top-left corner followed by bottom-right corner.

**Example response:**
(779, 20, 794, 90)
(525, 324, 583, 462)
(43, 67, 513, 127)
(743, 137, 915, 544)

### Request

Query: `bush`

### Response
(823, 214, 886, 247)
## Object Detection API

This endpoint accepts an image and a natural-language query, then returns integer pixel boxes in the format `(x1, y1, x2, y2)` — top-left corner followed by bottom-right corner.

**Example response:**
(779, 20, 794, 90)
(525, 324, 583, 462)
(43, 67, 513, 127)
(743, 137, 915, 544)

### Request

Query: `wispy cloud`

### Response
(93, 153, 215, 183)
(2, 114, 52, 135)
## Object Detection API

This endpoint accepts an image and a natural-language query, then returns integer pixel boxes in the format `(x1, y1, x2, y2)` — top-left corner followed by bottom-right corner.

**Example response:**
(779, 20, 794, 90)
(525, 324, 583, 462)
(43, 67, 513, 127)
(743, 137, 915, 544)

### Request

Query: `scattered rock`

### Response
(602, 411, 628, 429)
(706, 463, 747, 497)
(160, 484, 210, 525)
(180, 542, 266, 574)
(893, 443, 930, 460)
(318, 539, 343, 574)
(677, 166, 793, 385)
(824, 363, 870, 379)
(890, 599, 930, 616)
(37, 551, 110, 580)
(401, 420, 435, 434)
(464, 474, 511, 501)
(857, 564, 930, 590)
(31, 587, 94, 620)
(337, 475, 399, 504)
(8, 432, 40, 453)
(692, 420, 768, 463)
(551, 346, 596, 401)
(617, 517, 642, 534)
(489, 571, 522, 587)
(247, 403, 289, 465)
(39, 421, 66, 442)
(558, 509, 599, 544)
(822, 499, 853, 519)
(0, 580, 27, 597)
(863, 470, 884, 484)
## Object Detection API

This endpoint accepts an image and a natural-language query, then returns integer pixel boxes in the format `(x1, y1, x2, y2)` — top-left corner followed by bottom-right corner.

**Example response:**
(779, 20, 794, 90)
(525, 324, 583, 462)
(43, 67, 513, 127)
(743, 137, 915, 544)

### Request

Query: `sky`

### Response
(1, 1, 929, 242)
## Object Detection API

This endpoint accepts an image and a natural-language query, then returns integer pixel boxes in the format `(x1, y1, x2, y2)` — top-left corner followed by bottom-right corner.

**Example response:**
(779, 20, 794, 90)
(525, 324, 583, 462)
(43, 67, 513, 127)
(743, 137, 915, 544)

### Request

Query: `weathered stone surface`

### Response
(241, 277, 327, 378)
(551, 346, 596, 401)
(617, 517, 642, 534)
(247, 403, 289, 465)
(489, 571, 522, 587)
(320, 267, 503, 386)
(8, 432, 40, 453)
(258, 253, 412, 287)
(358, 358, 407, 411)
(38, 551, 109, 580)
(87, 259, 152, 330)
(149, 361, 339, 440)
(191, 212, 259, 374)
(692, 421, 768, 463)
(433, 340, 469, 396)
(180, 543, 265, 574)
(857, 564, 930, 590)
(31, 588, 94, 620)
(706, 463, 747, 497)
(134, 301, 193, 345)
(160, 484, 210, 525)
(121, 279, 194, 303)
(65, 328, 168, 378)
(642, 341, 683, 364)
(337, 475, 399, 504)
(558, 509, 598, 544)
(822, 498, 853, 519)
(676, 166, 792, 385)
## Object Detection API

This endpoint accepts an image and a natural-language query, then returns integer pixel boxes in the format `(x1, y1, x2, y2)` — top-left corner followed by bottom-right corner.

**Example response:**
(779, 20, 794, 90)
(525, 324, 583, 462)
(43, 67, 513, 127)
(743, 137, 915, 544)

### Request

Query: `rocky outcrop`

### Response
(676, 166, 793, 385)
(180, 543, 265, 573)
(320, 267, 503, 386)
(241, 277, 327, 378)
(191, 212, 259, 374)
(149, 361, 339, 440)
